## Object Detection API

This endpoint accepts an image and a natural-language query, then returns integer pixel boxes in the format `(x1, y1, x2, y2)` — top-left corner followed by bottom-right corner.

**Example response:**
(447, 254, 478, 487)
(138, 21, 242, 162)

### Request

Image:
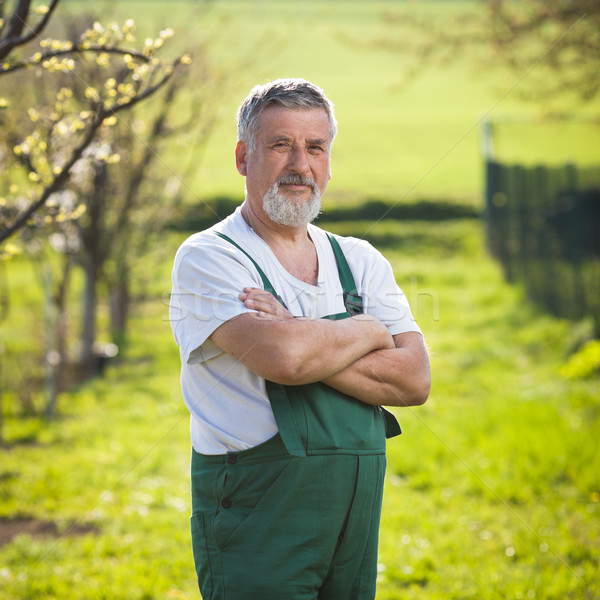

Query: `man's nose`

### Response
(287, 146, 310, 174)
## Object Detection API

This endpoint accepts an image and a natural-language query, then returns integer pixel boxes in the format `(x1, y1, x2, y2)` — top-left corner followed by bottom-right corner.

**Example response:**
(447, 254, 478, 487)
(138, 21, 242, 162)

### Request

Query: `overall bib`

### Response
(190, 232, 401, 600)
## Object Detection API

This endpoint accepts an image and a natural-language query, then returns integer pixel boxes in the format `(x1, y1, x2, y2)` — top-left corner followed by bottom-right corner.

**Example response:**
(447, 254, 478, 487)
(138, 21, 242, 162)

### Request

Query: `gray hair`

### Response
(236, 78, 338, 151)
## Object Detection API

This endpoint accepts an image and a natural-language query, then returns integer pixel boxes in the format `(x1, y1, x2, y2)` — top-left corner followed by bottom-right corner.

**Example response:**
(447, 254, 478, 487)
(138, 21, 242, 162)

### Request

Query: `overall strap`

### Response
(214, 232, 286, 307)
(327, 234, 401, 440)
(214, 231, 302, 454)
(326, 233, 363, 315)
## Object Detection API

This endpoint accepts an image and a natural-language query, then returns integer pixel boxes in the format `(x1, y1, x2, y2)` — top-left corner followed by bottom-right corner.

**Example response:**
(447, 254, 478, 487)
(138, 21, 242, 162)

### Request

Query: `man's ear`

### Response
(235, 141, 248, 176)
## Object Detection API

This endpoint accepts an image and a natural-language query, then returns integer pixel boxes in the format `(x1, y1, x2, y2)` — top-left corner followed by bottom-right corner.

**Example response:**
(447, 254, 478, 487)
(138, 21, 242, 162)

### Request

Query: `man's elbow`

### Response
(409, 350, 431, 405)
(399, 370, 431, 407)
(410, 374, 431, 406)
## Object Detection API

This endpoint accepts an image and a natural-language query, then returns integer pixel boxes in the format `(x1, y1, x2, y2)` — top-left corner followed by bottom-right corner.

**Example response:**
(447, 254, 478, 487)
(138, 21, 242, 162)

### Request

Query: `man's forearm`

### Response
(322, 332, 430, 407)
(209, 312, 395, 385)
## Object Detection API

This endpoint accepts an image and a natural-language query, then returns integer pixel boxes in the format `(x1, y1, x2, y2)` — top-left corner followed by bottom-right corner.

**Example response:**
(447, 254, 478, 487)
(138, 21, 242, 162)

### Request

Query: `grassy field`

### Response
(1, 219, 599, 599)
(62, 0, 600, 206)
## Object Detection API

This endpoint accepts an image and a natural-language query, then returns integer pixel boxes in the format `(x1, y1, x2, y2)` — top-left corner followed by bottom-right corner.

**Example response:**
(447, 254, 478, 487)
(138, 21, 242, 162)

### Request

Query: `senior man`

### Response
(170, 78, 430, 600)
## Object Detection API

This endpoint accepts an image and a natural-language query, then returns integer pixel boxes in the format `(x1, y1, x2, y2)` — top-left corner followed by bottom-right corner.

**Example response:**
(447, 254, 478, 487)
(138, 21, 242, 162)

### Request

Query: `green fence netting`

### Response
(485, 161, 600, 332)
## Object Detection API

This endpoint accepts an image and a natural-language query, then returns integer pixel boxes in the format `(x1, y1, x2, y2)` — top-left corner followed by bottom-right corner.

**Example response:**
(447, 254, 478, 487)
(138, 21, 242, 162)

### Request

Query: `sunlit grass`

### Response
(58, 0, 600, 205)
(1, 221, 598, 599)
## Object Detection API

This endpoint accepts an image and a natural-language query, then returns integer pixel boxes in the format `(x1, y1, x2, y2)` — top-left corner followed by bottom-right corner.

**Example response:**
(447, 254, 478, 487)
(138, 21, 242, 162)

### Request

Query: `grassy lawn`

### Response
(58, 0, 600, 206)
(1, 219, 598, 599)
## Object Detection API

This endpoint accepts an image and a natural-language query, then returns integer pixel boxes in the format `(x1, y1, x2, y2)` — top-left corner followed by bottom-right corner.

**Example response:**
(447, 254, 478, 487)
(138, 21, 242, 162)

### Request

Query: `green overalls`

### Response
(190, 232, 402, 600)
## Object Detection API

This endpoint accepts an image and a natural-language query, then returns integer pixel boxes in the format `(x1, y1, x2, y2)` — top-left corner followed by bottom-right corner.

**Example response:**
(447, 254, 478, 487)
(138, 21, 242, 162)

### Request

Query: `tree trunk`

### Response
(110, 273, 129, 352)
(0, 262, 7, 444)
(80, 254, 98, 378)
(44, 254, 72, 418)
(41, 262, 59, 418)
(79, 161, 107, 378)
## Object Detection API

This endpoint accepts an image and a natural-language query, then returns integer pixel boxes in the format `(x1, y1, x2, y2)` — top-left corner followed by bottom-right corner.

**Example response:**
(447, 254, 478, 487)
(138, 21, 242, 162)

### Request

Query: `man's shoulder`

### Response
(311, 224, 383, 262)
(174, 209, 245, 260)
(174, 228, 224, 264)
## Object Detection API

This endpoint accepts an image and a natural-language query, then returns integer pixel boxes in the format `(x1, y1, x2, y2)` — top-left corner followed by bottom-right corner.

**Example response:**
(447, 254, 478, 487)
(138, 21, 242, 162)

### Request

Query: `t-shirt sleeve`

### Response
(340, 236, 422, 337)
(170, 234, 263, 364)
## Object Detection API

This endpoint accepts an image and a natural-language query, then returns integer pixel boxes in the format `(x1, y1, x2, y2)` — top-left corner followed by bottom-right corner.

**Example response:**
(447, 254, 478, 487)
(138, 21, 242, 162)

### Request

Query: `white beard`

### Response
(262, 176, 322, 227)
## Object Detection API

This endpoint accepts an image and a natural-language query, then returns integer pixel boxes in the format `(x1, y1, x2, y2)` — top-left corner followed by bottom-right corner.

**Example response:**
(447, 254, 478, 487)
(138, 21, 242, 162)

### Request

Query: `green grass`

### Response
(1, 219, 598, 599)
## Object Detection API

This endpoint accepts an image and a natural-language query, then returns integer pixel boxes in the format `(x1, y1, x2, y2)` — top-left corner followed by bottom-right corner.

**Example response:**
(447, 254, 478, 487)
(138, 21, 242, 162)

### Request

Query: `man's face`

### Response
(236, 105, 332, 227)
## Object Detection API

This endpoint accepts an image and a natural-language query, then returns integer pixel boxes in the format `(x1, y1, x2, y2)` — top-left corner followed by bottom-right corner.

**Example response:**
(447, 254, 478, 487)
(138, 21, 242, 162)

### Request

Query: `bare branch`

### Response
(0, 0, 60, 60)
(12, 0, 60, 48)
(0, 0, 31, 49)
(0, 110, 101, 243)
(1, 42, 153, 75)
(15, 149, 38, 175)
(359, 0, 598, 104)
(104, 56, 183, 116)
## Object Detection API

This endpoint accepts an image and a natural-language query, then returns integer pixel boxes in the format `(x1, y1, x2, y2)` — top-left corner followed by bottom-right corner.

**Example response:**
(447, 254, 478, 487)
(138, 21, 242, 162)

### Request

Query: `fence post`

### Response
(565, 163, 585, 320)
(480, 119, 496, 257)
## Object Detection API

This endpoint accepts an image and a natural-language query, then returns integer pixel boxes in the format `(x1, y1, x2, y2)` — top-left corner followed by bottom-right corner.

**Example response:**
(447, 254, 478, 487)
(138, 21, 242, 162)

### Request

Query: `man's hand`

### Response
(239, 287, 294, 320)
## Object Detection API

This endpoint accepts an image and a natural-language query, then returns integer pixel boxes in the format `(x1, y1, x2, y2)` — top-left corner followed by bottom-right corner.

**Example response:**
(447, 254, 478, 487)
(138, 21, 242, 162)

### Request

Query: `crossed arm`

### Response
(209, 288, 430, 407)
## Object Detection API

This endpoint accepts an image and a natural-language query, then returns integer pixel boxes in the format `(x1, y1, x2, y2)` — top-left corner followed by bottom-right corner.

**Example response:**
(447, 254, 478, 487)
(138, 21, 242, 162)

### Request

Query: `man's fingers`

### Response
(239, 288, 277, 309)
(239, 287, 292, 319)
(241, 287, 275, 301)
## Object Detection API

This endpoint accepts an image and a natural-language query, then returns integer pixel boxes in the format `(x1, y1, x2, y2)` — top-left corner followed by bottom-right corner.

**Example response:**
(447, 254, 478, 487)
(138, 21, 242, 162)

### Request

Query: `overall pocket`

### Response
(214, 455, 293, 549)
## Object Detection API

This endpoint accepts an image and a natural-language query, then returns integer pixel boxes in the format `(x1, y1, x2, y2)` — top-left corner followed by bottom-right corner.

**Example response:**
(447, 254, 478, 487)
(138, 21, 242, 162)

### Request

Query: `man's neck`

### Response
(240, 199, 319, 285)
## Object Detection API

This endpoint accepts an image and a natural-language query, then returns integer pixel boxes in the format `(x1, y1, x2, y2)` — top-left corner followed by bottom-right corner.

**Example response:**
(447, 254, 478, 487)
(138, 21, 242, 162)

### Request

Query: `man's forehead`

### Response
(257, 105, 330, 138)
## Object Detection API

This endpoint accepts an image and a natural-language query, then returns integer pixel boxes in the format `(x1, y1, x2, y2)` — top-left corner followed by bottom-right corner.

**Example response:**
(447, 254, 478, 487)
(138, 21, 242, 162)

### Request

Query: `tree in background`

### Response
(0, 0, 195, 426)
(64, 47, 222, 380)
(368, 0, 599, 107)
(0, 0, 189, 244)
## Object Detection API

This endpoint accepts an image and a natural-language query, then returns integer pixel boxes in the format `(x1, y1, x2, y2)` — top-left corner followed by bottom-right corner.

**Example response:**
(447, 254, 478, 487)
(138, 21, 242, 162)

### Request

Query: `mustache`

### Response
(275, 174, 318, 192)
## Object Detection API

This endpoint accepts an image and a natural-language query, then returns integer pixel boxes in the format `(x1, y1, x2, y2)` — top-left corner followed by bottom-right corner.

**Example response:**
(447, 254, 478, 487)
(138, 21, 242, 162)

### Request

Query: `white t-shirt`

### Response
(170, 207, 421, 455)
